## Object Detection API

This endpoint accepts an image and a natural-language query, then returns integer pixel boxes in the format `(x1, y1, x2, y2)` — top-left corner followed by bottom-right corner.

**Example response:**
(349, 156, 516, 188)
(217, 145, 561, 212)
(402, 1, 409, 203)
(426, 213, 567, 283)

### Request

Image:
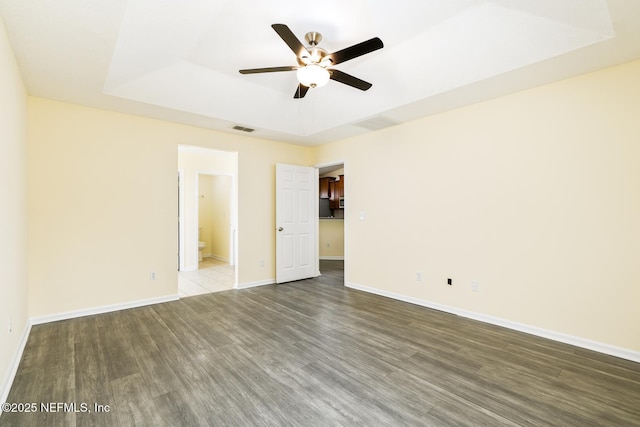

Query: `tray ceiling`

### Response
(1, 0, 639, 145)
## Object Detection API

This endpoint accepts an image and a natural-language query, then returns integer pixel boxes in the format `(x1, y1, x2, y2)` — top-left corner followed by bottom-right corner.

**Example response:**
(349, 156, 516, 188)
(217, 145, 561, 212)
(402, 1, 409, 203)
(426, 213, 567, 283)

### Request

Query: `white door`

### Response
(276, 164, 317, 284)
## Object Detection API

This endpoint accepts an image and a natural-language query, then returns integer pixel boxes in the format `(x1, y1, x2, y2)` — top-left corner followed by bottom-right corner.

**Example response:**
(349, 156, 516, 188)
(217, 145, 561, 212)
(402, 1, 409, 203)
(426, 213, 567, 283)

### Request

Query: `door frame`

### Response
(177, 146, 238, 288)
(178, 169, 185, 271)
(314, 160, 346, 280)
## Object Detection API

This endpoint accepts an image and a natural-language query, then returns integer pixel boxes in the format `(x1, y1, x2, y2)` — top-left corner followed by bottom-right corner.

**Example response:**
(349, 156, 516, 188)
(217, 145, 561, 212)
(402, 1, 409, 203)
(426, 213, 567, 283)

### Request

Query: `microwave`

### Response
(338, 197, 345, 208)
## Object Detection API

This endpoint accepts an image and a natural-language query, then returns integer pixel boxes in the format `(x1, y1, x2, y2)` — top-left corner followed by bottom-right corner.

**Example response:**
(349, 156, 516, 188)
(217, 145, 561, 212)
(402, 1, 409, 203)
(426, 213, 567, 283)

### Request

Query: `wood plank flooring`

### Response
(2, 260, 639, 426)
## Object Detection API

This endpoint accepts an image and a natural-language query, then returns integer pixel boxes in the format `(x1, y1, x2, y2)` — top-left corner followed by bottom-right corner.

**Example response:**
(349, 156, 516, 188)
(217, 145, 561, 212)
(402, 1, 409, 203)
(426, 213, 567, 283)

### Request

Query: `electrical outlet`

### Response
(150, 272, 157, 280)
(259, 259, 265, 268)
(447, 278, 452, 286)
(416, 272, 422, 282)
(8, 316, 12, 333)
(471, 280, 480, 292)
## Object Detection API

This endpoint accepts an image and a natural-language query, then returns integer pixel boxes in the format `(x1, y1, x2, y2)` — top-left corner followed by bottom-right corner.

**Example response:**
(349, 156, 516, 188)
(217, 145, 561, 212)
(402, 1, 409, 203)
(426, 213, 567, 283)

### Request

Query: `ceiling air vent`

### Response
(232, 125, 255, 133)
(353, 116, 400, 131)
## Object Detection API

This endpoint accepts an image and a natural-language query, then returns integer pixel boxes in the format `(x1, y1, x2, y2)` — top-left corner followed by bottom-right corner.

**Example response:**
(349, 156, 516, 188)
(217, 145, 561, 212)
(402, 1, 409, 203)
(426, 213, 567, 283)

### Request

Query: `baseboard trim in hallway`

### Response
(346, 281, 640, 364)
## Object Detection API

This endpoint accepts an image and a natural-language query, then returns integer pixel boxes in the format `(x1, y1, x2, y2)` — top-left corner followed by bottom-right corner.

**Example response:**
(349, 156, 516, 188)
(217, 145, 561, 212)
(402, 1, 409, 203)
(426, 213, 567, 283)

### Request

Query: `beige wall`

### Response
(0, 16, 28, 401)
(28, 99, 179, 317)
(198, 175, 214, 256)
(207, 175, 232, 260)
(28, 97, 312, 317)
(314, 60, 640, 353)
(197, 174, 232, 261)
(319, 220, 345, 259)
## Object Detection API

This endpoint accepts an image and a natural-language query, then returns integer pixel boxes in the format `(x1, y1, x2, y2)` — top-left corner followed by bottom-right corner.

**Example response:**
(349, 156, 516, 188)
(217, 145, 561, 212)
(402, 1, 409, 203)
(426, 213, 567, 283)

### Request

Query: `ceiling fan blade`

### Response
(329, 69, 373, 91)
(272, 24, 309, 59)
(294, 84, 310, 99)
(328, 37, 383, 66)
(239, 66, 297, 74)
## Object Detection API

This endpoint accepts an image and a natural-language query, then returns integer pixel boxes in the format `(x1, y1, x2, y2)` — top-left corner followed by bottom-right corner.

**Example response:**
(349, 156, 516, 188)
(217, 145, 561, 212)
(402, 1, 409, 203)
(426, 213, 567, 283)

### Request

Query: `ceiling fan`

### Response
(239, 24, 383, 99)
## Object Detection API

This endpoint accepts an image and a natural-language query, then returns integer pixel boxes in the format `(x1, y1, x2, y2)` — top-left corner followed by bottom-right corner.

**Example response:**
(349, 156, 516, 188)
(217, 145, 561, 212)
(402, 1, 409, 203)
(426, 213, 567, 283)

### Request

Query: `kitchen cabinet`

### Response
(319, 177, 334, 199)
(330, 175, 344, 209)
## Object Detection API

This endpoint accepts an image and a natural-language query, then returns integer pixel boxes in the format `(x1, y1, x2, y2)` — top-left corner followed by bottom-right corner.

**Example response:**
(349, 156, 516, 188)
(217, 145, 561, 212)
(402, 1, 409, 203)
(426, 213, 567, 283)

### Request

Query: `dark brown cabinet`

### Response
(329, 175, 344, 209)
(329, 181, 337, 208)
(319, 177, 334, 199)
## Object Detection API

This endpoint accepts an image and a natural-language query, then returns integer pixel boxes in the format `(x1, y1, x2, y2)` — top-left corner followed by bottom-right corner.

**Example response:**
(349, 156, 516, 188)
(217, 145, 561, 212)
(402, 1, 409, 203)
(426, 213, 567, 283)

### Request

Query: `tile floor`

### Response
(178, 257, 235, 297)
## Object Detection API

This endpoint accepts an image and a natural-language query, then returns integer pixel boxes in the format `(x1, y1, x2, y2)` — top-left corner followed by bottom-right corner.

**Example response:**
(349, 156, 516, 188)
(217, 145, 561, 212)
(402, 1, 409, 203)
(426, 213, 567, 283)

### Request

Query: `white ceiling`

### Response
(1, 0, 639, 146)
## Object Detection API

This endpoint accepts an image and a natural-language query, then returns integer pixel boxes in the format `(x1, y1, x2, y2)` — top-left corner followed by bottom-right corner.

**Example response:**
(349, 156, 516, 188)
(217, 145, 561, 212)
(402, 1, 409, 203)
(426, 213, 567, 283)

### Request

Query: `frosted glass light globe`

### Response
(297, 64, 330, 88)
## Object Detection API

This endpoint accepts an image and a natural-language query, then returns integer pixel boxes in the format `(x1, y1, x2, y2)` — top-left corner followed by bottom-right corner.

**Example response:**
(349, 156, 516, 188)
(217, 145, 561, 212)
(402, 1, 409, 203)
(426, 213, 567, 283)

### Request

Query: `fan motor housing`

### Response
(304, 31, 322, 46)
(297, 32, 329, 66)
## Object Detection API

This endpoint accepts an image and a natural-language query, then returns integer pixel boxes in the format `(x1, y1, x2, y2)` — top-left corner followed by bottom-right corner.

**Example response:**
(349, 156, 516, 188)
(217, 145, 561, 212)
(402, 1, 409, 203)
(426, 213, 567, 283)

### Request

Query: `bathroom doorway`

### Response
(177, 145, 238, 297)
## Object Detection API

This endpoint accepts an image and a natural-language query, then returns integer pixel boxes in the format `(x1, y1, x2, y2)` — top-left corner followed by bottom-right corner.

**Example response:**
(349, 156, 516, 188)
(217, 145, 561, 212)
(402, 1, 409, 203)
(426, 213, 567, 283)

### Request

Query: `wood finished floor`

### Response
(2, 260, 639, 426)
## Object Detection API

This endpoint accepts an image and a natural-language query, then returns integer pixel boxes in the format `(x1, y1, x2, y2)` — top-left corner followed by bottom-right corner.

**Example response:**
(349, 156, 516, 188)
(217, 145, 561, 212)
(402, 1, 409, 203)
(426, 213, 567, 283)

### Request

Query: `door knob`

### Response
(278, 227, 284, 232)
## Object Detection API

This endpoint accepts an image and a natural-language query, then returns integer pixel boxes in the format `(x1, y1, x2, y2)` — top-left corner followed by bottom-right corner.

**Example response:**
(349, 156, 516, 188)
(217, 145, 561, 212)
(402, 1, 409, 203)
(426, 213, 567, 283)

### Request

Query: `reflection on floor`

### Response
(178, 257, 235, 297)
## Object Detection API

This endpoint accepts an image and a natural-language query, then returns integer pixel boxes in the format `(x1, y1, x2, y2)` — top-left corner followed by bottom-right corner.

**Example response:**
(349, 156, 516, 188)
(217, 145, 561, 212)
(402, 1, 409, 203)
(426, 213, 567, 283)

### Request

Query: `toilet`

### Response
(198, 227, 206, 262)
(198, 241, 206, 262)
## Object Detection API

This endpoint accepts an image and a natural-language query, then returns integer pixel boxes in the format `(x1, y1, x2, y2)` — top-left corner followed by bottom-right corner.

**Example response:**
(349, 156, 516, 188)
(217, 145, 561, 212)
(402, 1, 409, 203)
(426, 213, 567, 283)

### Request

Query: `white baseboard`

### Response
(319, 256, 345, 260)
(1, 321, 32, 408)
(181, 265, 197, 272)
(208, 254, 230, 263)
(236, 279, 275, 290)
(346, 281, 640, 364)
(30, 294, 180, 325)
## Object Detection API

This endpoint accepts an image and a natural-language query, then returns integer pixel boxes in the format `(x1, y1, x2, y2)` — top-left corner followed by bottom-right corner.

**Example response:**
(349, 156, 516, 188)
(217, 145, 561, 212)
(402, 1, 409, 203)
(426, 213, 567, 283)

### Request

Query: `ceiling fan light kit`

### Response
(297, 64, 330, 88)
(239, 24, 383, 98)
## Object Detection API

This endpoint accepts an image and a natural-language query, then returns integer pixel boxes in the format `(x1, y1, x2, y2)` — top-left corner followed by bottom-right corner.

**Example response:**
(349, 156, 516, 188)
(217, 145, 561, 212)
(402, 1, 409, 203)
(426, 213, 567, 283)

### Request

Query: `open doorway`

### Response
(177, 145, 238, 297)
(317, 162, 345, 282)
